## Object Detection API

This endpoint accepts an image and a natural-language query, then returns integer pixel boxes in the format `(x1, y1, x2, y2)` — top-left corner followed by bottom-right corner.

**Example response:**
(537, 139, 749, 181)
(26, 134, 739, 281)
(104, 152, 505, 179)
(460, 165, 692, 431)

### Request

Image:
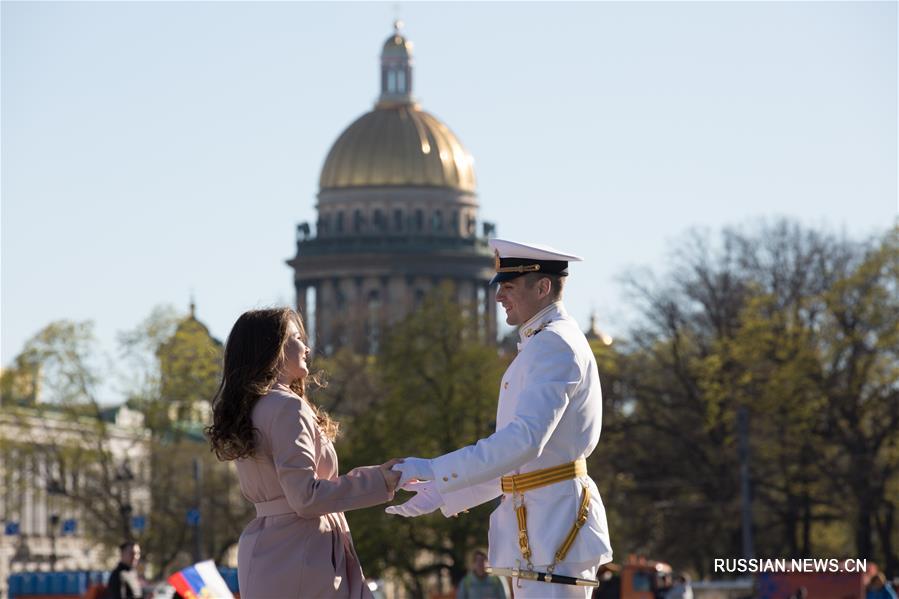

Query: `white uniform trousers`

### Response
(506, 560, 598, 599)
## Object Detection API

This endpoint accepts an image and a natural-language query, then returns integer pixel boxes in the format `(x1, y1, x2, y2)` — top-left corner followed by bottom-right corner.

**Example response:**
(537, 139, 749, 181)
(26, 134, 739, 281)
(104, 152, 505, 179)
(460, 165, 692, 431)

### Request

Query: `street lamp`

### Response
(115, 462, 135, 541)
(48, 514, 60, 571)
(46, 478, 66, 572)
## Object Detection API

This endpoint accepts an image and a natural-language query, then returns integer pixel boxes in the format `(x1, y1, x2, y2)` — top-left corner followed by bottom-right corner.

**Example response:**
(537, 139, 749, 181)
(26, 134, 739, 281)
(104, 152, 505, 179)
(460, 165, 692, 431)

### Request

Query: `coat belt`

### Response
(254, 497, 293, 517)
(501, 458, 587, 493)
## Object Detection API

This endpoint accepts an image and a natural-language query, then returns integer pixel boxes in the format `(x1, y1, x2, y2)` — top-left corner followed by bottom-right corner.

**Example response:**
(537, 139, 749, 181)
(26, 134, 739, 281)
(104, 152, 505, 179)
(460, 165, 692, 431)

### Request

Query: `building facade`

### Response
(0, 406, 151, 598)
(288, 23, 498, 355)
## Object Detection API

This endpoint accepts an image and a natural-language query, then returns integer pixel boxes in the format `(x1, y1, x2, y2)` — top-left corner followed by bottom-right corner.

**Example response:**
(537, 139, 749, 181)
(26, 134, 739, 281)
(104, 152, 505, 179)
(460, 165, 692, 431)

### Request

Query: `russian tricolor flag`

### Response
(167, 560, 234, 599)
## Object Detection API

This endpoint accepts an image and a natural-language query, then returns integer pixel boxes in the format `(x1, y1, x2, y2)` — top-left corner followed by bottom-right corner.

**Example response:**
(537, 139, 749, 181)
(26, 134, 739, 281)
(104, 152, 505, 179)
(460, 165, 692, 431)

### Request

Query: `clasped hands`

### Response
(381, 457, 444, 517)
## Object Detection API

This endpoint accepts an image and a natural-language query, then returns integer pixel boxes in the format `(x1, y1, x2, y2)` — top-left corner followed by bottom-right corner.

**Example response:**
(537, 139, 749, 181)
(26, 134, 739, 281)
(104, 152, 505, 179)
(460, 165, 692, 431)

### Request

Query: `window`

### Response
(373, 209, 384, 231)
(432, 211, 443, 231)
(394, 209, 404, 232)
(397, 70, 406, 93)
(387, 70, 397, 93)
(353, 210, 364, 233)
(336, 212, 344, 234)
(415, 210, 424, 232)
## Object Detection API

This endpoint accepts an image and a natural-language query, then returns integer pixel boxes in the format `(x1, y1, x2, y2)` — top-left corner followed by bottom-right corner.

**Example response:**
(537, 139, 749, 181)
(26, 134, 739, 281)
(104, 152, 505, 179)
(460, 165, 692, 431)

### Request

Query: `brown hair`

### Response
(523, 272, 565, 300)
(206, 308, 336, 461)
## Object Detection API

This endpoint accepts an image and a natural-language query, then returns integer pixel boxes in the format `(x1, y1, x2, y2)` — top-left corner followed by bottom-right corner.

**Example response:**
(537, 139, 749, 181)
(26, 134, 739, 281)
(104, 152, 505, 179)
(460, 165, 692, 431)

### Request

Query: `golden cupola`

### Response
(318, 21, 477, 193)
(289, 23, 497, 357)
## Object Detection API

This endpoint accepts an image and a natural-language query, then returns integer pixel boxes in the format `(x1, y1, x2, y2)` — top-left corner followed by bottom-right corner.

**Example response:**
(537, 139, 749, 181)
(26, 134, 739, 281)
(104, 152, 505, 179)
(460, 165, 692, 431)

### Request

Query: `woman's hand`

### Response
(379, 458, 404, 493)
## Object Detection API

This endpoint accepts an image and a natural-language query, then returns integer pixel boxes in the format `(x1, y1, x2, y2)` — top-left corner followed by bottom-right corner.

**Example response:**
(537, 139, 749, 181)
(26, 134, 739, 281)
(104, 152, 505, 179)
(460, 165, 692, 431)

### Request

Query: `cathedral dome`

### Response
(319, 105, 476, 192)
(318, 22, 476, 194)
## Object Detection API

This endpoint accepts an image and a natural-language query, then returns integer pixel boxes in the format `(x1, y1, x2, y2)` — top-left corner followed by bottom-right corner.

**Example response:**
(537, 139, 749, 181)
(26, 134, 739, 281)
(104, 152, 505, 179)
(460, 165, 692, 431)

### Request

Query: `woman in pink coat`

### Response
(207, 308, 400, 599)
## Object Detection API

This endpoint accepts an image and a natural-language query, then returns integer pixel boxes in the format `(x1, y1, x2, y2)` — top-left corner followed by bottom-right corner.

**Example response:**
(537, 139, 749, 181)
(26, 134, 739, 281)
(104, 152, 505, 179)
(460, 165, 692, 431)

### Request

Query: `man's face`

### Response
(472, 553, 487, 577)
(122, 544, 140, 567)
(495, 276, 546, 326)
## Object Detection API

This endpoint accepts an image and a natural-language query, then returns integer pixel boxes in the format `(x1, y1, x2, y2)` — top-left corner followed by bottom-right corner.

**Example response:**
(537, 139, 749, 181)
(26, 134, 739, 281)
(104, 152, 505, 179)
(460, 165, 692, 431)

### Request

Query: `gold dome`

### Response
(319, 104, 476, 192)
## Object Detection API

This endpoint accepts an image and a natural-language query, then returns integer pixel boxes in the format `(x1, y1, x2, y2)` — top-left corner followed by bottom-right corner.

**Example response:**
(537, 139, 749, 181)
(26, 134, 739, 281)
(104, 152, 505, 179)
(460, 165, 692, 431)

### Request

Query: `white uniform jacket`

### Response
(431, 302, 613, 569)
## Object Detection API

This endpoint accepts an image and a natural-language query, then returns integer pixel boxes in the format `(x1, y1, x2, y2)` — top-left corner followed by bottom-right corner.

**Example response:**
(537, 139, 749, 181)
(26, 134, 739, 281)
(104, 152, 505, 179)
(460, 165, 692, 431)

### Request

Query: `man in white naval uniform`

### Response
(387, 238, 613, 598)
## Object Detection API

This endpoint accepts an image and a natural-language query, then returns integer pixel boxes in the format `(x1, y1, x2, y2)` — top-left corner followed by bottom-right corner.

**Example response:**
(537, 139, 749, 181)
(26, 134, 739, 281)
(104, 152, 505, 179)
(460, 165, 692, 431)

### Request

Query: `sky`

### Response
(2, 1, 896, 397)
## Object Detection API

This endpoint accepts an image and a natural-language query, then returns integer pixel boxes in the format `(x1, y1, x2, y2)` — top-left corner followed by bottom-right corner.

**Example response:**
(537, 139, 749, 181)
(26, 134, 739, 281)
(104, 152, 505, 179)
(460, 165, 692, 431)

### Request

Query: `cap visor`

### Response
(489, 272, 526, 285)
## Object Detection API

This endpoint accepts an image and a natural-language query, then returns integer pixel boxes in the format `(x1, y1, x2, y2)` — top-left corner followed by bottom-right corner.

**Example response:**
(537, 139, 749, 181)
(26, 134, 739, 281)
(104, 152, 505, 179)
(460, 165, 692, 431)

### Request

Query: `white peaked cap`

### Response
(488, 238, 584, 285)
(489, 238, 584, 262)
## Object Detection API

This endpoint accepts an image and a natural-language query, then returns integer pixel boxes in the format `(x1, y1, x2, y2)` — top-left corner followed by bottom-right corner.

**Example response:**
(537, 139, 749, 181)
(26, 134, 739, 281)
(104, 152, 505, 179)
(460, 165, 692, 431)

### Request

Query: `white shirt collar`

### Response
(517, 301, 565, 350)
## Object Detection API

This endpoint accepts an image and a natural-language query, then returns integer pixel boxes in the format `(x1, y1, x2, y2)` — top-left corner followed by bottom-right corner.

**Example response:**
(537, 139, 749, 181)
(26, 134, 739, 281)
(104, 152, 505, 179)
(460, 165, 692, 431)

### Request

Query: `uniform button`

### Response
(443, 476, 449, 482)
(503, 382, 509, 389)
(452, 473, 458, 478)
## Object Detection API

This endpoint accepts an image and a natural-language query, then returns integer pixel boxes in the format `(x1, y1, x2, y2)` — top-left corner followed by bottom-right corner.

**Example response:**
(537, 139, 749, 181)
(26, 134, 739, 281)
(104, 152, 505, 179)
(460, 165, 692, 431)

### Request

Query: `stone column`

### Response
(312, 282, 322, 350)
(484, 281, 497, 344)
(295, 283, 308, 321)
(315, 280, 331, 353)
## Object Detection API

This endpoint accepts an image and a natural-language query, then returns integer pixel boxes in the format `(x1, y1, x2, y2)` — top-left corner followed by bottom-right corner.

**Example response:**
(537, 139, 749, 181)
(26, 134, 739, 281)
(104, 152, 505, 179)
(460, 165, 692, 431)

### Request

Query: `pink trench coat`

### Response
(236, 388, 393, 599)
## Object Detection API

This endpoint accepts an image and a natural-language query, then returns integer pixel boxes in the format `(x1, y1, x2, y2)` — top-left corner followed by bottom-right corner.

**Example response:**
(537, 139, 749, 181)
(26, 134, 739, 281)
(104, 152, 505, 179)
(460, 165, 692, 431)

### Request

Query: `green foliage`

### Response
(119, 307, 223, 433)
(605, 221, 899, 577)
(157, 318, 222, 422)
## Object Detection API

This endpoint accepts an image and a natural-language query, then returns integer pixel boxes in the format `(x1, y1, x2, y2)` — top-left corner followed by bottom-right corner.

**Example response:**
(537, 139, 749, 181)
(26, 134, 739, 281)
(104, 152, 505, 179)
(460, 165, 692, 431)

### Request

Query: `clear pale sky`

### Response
(2, 2, 896, 392)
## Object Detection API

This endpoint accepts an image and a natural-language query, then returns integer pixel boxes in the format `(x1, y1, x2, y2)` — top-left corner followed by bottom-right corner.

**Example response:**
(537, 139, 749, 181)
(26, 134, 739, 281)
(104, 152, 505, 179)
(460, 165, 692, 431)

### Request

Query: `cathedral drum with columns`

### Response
(288, 23, 498, 355)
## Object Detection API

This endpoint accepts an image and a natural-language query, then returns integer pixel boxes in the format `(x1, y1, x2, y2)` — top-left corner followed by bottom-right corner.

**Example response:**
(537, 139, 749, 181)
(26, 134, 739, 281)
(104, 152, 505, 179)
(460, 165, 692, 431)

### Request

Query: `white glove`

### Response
(385, 481, 444, 517)
(391, 457, 434, 488)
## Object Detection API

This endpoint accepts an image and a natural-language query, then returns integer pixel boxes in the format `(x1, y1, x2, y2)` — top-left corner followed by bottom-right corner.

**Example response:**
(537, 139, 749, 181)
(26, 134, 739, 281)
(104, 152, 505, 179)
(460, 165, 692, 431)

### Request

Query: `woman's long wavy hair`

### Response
(206, 308, 336, 461)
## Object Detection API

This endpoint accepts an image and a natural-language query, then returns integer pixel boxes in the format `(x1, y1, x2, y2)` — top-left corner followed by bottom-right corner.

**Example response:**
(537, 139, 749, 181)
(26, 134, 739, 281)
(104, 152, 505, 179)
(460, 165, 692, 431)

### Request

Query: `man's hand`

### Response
(385, 481, 444, 517)
(390, 457, 434, 488)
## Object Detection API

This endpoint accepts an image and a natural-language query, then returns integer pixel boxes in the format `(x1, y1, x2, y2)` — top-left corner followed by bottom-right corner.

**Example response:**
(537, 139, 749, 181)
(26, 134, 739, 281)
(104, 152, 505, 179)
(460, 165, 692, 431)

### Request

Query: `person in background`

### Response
(104, 542, 143, 599)
(867, 572, 898, 599)
(457, 549, 508, 599)
(654, 572, 672, 599)
(664, 573, 693, 599)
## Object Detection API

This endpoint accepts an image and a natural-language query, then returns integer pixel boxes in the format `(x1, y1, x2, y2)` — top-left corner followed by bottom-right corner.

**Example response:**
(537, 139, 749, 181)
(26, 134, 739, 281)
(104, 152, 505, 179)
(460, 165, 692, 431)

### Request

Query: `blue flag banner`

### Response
(186, 508, 200, 526)
(62, 519, 77, 535)
(131, 515, 146, 532)
(4, 522, 20, 535)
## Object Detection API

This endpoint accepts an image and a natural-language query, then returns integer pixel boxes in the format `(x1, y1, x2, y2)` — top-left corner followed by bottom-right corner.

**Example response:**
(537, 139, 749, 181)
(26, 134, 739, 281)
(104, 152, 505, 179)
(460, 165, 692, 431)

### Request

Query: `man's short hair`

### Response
(470, 548, 488, 562)
(522, 273, 565, 300)
(119, 541, 137, 552)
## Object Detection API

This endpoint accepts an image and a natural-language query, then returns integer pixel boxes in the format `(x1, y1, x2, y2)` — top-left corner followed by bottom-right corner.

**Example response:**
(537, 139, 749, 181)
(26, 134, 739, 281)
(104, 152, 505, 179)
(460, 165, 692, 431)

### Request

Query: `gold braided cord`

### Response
(496, 264, 542, 274)
(554, 484, 591, 564)
(515, 503, 532, 566)
(501, 458, 587, 493)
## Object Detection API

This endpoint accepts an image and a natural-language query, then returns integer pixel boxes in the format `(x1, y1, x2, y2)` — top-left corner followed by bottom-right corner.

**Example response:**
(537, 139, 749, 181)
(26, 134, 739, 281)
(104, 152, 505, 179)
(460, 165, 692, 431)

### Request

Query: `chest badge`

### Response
(524, 321, 550, 338)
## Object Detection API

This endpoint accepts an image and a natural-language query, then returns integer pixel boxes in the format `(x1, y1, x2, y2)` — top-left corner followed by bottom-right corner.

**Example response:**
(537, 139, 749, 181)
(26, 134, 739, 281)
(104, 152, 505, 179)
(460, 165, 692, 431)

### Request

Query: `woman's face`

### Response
(278, 319, 310, 383)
